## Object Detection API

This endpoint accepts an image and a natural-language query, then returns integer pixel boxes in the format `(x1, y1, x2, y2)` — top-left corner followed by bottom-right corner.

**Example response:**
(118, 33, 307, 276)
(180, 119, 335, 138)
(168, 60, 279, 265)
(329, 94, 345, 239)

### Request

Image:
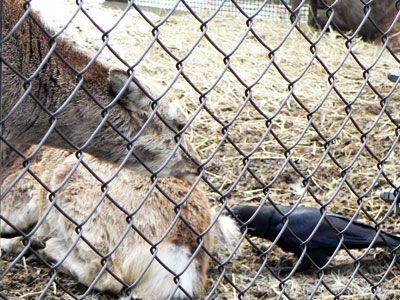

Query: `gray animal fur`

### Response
(1, 0, 199, 179)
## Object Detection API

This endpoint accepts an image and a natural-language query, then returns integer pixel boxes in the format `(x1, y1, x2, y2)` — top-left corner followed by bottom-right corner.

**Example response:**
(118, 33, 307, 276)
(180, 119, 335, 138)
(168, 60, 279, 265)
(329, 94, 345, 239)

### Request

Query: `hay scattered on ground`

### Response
(2, 0, 400, 299)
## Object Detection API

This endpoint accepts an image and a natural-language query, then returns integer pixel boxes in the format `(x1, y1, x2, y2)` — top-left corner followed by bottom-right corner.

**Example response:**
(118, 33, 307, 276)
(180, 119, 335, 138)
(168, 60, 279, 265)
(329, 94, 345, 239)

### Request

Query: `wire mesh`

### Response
(1, 0, 400, 299)
(132, 0, 309, 24)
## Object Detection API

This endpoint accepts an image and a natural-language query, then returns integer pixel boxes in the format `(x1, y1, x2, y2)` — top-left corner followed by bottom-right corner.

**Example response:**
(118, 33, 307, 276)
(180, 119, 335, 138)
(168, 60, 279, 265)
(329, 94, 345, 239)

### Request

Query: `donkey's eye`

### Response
(176, 123, 185, 131)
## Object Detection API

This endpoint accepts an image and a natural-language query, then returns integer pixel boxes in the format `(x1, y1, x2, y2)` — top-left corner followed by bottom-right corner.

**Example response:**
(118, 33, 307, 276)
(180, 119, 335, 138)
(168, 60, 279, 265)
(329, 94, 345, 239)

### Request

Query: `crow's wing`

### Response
(264, 206, 400, 250)
(271, 207, 341, 249)
(278, 208, 373, 249)
(326, 214, 400, 249)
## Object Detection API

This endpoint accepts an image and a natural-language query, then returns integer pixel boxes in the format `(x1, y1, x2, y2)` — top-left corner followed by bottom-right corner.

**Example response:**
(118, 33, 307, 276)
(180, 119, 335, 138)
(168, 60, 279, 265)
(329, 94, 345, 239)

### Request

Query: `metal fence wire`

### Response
(132, 0, 310, 24)
(1, 0, 400, 299)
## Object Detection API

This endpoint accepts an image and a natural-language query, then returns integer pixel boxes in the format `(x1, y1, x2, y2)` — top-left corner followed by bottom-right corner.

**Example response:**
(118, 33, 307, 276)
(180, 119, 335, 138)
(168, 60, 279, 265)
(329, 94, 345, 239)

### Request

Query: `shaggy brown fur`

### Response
(0, 145, 238, 298)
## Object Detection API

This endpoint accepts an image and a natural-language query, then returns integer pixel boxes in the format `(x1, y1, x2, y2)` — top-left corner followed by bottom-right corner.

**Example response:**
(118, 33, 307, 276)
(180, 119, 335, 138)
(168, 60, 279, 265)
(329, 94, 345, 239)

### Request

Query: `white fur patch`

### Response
(125, 243, 200, 299)
(214, 214, 241, 249)
(157, 244, 199, 298)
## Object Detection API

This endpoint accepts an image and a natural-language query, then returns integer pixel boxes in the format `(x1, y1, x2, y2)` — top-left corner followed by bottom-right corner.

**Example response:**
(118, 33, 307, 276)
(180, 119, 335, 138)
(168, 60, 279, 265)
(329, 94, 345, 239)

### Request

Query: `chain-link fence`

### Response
(133, 0, 309, 24)
(1, 0, 400, 299)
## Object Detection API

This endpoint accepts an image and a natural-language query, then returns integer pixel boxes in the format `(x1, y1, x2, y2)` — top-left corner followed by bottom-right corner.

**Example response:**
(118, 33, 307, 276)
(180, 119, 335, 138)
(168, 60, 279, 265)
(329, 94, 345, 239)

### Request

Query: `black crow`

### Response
(232, 205, 400, 271)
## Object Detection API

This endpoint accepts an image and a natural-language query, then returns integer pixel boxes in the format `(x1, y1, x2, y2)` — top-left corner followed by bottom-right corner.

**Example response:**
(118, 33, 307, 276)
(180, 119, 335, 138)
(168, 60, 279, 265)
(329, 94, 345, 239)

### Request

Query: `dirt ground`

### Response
(2, 245, 400, 299)
(0, 252, 104, 300)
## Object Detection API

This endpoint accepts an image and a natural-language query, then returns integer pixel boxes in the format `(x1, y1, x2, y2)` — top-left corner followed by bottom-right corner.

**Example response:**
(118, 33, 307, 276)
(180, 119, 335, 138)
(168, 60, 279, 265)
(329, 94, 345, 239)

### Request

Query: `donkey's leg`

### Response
(39, 237, 124, 293)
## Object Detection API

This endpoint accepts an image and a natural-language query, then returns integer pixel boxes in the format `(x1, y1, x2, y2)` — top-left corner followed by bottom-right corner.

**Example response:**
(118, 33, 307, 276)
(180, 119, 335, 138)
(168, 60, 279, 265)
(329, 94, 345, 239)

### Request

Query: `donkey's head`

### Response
(109, 69, 200, 179)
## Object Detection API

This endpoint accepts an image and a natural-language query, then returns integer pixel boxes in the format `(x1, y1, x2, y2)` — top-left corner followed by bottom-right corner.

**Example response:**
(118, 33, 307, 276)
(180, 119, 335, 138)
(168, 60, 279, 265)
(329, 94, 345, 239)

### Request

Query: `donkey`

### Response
(1, 0, 198, 178)
(0, 145, 239, 299)
(291, 0, 400, 50)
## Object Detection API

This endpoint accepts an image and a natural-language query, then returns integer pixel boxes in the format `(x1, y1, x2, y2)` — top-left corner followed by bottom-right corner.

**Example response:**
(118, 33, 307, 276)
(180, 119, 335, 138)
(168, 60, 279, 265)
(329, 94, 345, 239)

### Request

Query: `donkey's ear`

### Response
(110, 69, 151, 110)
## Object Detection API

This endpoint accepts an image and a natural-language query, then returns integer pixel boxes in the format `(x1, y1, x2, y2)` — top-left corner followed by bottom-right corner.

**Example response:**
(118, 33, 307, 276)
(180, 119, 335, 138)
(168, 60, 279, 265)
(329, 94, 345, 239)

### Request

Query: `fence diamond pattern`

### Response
(1, 0, 400, 299)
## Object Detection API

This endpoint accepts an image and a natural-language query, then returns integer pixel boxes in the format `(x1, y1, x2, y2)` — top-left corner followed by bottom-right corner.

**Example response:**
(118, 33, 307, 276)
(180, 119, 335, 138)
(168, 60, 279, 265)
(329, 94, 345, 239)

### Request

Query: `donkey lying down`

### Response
(0, 146, 239, 299)
(2, 2, 239, 297)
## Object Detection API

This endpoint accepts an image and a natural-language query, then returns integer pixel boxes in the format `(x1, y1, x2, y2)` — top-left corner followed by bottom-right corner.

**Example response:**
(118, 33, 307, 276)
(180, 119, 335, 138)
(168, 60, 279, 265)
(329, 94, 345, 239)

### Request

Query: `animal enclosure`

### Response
(1, 0, 400, 299)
